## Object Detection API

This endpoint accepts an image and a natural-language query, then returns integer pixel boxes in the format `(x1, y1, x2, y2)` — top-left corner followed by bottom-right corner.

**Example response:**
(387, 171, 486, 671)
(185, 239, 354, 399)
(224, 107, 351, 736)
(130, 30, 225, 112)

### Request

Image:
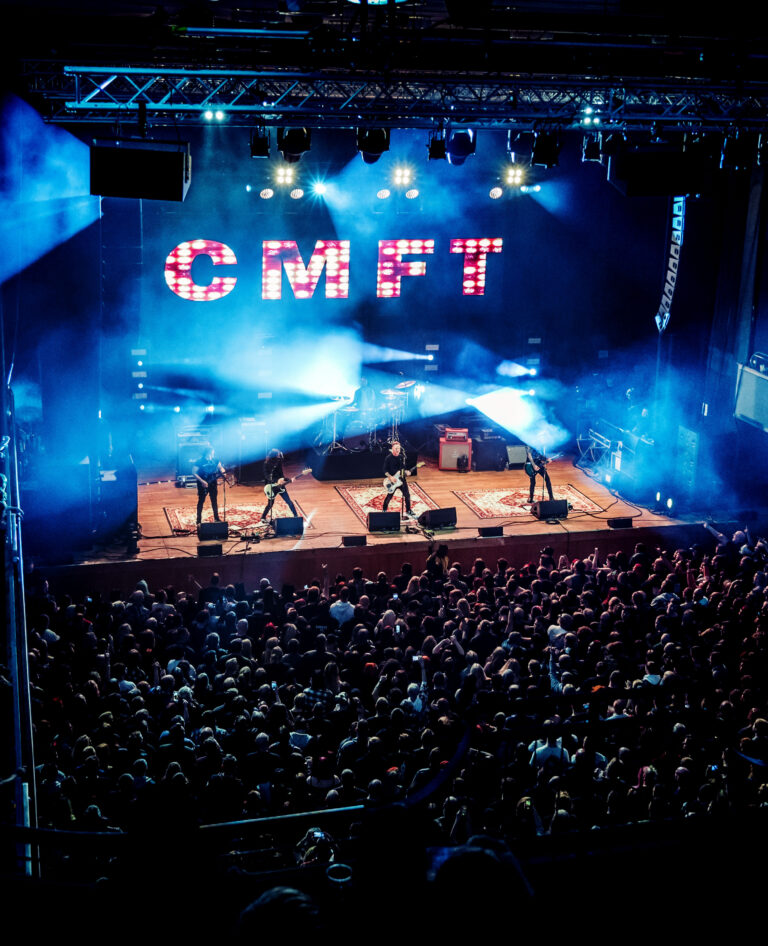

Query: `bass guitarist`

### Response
(525, 445, 554, 503)
(262, 448, 299, 523)
(382, 441, 415, 519)
(194, 445, 226, 524)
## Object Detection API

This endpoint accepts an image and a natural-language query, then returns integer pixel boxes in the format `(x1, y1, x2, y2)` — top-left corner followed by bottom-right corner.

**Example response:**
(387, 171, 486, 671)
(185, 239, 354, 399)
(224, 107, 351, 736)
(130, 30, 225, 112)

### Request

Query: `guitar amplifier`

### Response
(445, 427, 469, 442)
(439, 437, 472, 471)
(197, 521, 229, 540)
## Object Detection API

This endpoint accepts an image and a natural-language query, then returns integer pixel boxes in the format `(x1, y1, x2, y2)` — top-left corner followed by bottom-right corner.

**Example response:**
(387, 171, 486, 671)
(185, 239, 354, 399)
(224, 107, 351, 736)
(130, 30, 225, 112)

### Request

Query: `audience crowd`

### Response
(23, 525, 768, 848)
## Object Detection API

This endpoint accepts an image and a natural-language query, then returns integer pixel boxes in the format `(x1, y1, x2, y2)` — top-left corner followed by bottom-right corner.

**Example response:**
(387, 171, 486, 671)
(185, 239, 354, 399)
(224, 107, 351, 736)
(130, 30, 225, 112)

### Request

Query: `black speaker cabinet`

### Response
(274, 516, 304, 536)
(417, 507, 457, 529)
(197, 521, 229, 540)
(607, 516, 634, 529)
(90, 142, 192, 201)
(367, 511, 401, 531)
(197, 542, 222, 557)
(342, 535, 367, 546)
(479, 526, 504, 537)
(531, 499, 569, 520)
(473, 439, 509, 471)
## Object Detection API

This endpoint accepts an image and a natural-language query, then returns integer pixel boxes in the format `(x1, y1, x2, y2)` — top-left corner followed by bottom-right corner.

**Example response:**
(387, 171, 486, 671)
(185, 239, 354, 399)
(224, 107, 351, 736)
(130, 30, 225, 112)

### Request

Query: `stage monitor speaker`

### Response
(197, 542, 222, 557)
(417, 507, 457, 529)
(197, 521, 229, 540)
(274, 516, 304, 536)
(479, 526, 504, 537)
(367, 511, 401, 532)
(342, 535, 367, 547)
(607, 516, 634, 529)
(90, 142, 192, 201)
(532, 499, 569, 520)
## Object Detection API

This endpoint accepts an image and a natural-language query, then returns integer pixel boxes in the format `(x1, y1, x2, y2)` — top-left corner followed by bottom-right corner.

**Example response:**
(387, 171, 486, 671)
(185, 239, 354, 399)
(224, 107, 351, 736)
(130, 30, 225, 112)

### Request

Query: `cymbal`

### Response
(395, 379, 416, 389)
(380, 388, 406, 397)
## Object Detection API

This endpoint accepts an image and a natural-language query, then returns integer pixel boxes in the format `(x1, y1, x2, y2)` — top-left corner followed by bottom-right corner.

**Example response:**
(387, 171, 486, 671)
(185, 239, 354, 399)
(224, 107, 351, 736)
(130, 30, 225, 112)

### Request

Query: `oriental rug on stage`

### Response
(336, 482, 438, 526)
(165, 500, 313, 534)
(452, 485, 603, 519)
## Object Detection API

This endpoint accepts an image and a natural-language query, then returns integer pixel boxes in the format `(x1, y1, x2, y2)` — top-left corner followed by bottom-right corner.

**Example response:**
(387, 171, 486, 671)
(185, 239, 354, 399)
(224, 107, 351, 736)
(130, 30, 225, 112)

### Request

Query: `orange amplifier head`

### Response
(444, 428, 469, 442)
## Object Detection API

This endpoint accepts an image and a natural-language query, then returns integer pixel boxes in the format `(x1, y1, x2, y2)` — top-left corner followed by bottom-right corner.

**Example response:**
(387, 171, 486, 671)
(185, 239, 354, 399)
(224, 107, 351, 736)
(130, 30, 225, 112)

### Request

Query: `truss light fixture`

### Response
(489, 186, 503, 199)
(393, 166, 412, 186)
(250, 127, 270, 158)
(428, 130, 447, 161)
(446, 128, 476, 166)
(582, 134, 602, 162)
(505, 165, 523, 185)
(357, 128, 390, 164)
(530, 131, 561, 168)
(277, 127, 311, 163)
(275, 166, 295, 185)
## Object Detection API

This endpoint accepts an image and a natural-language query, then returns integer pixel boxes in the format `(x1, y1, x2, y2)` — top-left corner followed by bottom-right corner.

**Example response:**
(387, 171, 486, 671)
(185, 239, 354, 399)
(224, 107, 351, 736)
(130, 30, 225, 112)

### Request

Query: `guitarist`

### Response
(525, 445, 554, 503)
(382, 441, 414, 519)
(262, 448, 298, 523)
(194, 445, 226, 524)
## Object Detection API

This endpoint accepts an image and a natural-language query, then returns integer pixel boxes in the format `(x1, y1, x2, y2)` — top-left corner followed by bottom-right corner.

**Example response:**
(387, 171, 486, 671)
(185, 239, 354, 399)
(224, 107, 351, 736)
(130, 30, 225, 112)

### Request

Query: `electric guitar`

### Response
(200, 469, 237, 488)
(383, 461, 425, 494)
(524, 452, 561, 476)
(264, 467, 312, 499)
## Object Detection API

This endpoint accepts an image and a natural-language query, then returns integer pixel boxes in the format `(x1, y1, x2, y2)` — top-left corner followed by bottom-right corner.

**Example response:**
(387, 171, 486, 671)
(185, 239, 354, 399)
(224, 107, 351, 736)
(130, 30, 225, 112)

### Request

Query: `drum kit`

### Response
(321, 379, 417, 453)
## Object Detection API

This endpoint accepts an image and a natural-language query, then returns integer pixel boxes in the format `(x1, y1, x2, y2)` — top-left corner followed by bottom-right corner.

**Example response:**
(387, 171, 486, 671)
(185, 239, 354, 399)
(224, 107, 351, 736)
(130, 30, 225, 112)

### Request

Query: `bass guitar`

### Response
(383, 461, 425, 494)
(264, 467, 312, 499)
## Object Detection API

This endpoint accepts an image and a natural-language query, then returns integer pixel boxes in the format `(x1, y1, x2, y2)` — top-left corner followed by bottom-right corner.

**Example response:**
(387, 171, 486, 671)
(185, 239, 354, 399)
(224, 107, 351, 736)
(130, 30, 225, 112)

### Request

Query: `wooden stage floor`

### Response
(42, 457, 706, 598)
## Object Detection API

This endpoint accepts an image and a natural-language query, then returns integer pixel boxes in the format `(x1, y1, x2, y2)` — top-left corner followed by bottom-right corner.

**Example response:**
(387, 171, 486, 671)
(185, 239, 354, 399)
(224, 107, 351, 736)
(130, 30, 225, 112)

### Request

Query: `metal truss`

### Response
(23, 62, 768, 131)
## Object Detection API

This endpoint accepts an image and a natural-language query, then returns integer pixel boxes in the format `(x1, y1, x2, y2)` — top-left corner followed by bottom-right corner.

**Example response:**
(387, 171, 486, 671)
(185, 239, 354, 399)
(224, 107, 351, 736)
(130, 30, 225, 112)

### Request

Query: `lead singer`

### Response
(382, 441, 414, 519)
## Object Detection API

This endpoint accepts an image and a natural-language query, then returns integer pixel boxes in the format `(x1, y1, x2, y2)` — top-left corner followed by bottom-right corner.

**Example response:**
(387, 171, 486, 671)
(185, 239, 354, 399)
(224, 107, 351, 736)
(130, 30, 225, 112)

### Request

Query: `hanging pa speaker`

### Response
(90, 141, 192, 201)
(417, 507, 457, 529)
(531, 500, 568, 520)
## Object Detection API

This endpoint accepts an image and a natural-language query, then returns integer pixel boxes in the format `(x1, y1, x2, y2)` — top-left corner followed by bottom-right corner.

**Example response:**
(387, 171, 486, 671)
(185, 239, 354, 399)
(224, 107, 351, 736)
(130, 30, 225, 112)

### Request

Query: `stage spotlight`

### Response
(531, 131, 561, 168)
(377, 188, 391, 199)
(446, 128, 476, 166)
(666, 496, 675, 510)
(250, 127, 270, 158)
(428, 131, 447, 161)
(489, 186, 503, 199)
(275, 166, 294, 185)
(357, 128, 390, 164)
(173, 406, 181, 413)
(582, 134, 602, 162)
(529, 367, 537, 376)
(277, 127, 311, 163)
(528, 388, 535, 396)
(245, 184, 252, 192)
(204, 110, 214, 121)
(260, 188, 274, 199)
(290, 188, 304, 199)
(505, 165, 523, 185)
(206, 405, 215, 413)
(393, 166, 412, 186)
(214, 110, 225, 122)
(405, 188, 419, 199)
(139, 404, 145, 411)
(520, 184, 541, 193)
(313, 182, 327, 195)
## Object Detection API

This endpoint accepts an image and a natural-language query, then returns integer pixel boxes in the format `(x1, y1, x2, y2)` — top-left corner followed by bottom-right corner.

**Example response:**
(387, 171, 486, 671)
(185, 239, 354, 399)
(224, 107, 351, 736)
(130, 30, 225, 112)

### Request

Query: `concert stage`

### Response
(38, 457, 705, 599)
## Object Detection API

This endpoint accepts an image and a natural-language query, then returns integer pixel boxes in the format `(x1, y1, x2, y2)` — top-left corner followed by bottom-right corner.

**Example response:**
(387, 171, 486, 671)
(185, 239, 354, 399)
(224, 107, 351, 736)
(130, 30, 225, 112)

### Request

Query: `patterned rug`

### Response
(452, 485, 603, 519)
(336, 482, 439, 527)
(165, 500, 312, 533)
